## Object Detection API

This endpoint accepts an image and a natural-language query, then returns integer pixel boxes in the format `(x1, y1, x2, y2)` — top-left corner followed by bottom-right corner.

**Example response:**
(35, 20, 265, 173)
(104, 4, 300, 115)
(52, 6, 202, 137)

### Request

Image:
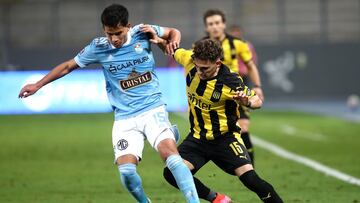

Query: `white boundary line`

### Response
(175, 113, 360, 187)
(252, 135, 360, 187)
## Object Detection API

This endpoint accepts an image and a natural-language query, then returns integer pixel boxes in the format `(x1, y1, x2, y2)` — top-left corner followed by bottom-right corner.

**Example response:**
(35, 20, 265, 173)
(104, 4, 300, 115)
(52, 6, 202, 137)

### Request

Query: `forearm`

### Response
(166, 28, 181, 43)
(246, 61, 262, 87)
(156, 37, 169, 53)
(156, 27, 181, 55)
(36, 60, 77, 88)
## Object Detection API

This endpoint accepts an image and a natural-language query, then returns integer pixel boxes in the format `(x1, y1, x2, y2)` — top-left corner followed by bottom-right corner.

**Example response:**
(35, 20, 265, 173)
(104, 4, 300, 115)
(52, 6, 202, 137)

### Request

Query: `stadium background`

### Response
(0, 0, 359, 202)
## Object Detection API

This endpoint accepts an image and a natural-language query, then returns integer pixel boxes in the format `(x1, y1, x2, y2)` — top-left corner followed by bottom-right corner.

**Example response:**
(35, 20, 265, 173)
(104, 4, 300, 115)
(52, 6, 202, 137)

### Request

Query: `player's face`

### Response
(205, 15, 226, 39)
(104, 24, 131, 48)
(193, 58, 221, 80)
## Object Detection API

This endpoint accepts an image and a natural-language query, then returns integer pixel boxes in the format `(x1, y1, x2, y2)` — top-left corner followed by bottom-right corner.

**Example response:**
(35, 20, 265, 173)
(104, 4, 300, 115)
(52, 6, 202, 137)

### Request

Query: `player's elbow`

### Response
(246, 60, 257, 71)
(63, 59, 79, 73)
(172, 28, 181, 36)
(169, 28, 181, 40)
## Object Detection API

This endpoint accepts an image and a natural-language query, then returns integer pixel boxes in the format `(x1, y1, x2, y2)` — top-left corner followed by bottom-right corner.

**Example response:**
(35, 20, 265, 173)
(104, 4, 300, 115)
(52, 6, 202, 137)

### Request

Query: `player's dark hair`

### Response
(203, 9, 226, 24)
(229, 24, 243, 33)
(101, 4, 129, 27)
(192, 39, 224, 62)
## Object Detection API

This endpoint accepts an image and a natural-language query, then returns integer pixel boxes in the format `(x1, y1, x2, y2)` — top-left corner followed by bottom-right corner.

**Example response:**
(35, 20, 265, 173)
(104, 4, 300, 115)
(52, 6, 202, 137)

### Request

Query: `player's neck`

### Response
(209, 66, 221, 79)
(211, 33, 226, 42)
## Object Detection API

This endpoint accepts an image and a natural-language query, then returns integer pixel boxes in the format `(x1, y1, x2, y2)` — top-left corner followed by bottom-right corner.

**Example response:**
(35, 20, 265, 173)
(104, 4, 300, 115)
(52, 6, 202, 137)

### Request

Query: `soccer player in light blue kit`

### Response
(18, 4, 200, 203)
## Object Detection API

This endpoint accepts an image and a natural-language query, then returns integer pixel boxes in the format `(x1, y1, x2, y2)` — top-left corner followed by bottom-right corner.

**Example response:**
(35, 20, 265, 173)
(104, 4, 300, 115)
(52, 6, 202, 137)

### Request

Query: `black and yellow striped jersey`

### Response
(204, 34, 253, 73)
(174, 48, 255, 141)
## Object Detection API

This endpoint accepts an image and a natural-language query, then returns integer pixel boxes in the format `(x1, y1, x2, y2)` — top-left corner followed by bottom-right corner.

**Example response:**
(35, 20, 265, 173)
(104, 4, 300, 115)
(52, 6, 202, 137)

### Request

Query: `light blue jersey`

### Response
(74, 24, 165, 120)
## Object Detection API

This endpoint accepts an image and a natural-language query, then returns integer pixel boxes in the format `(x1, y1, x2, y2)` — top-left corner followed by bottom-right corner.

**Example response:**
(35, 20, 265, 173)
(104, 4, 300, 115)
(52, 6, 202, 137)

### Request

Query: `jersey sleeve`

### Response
(223, 74, 255, 99)
(74, 39, 98, 68)
(173, 48, 194, 71)
(240, 85, 256, 98)
(149, 24, 165, 37)
(132, 24, 165, 38)
(234, 39, 253, 63)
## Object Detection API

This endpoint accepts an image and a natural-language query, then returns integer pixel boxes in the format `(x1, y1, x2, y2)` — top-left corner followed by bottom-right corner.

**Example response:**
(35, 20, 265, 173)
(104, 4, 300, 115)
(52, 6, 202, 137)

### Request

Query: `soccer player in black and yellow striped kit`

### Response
(203, 9, 264, 165)
(161, 39, 283, 203)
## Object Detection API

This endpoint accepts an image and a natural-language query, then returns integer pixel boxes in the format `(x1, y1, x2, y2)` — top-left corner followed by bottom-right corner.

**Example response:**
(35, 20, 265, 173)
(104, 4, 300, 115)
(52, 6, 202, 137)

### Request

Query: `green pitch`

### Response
(0, 111, 359, 203)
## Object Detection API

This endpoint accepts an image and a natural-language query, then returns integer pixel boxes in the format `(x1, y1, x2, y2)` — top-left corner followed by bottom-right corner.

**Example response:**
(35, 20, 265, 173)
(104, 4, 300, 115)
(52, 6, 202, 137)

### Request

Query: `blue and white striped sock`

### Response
(166, 154, 200, 203)
(118, 163, 149, 203)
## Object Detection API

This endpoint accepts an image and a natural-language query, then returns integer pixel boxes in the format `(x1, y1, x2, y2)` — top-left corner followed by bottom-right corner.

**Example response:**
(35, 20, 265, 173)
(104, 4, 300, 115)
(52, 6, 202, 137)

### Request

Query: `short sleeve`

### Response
(149, 24, 165, 37)
(132, 24, 165, 38)
(173, 48, 193, 70)
(242, 85, 256, 98)
(223, 74, 255, 99)
(234, 39, 253, 63)
(74, 40, 98, 68)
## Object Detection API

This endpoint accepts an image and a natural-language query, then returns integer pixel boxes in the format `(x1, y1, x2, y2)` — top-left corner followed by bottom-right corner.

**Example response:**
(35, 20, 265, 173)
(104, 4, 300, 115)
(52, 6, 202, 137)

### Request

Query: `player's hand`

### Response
(18, 83, 41, 98)
(165, 41, 179, 56)
(140, 24, 162, 44)
(139, 24, 179, 55)
(253, 87, 264, 101)
(233, 90, 250, 106)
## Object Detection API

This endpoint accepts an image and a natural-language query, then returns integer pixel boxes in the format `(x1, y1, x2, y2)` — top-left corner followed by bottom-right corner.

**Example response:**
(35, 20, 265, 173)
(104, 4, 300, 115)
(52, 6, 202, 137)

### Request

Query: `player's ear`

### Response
(126, 23, 131, 29)
(215, 59, 222, 67)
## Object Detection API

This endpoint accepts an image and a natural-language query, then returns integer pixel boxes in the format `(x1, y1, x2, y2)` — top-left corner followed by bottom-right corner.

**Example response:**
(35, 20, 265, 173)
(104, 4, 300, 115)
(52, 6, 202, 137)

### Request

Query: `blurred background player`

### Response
(18, 4, 199, 203)
(228, 24, 258, 164)
(161, 39, 283, 203)
(203, 9, 263, 164)
(228, 24, 258, 83)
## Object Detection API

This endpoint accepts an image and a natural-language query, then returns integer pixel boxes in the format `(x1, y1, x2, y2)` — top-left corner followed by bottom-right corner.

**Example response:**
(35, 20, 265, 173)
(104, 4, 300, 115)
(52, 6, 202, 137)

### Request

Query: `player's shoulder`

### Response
(225, 34, 249, 48)
(226, 33, 247, 43)
(217, 64, 243, 90)
(174, 48, 193, 57)
(89, 37, 111, 50)
(130, 24, 143, 36)
(130, 24, 153, 37)
(128, 24, 150, 42)
(174, 48, 193, 65)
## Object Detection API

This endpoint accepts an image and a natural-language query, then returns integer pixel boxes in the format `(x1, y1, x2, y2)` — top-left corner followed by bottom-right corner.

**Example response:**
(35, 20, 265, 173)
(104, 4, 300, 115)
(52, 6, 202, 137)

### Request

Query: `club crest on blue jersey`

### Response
(134, 43, 143, 54)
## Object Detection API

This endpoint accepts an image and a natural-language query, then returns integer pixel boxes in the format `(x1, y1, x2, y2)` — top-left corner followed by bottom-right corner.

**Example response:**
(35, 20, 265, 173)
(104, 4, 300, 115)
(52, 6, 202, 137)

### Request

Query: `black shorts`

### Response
(178, 133, 252, 175)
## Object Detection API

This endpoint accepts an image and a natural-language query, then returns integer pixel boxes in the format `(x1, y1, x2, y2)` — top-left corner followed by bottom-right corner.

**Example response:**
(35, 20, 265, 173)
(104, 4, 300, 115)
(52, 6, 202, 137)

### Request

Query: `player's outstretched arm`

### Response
(161, 27, 181, 55)
(140, 24, 181, 55)
(246, 60, 264, 101)
(155, 38, 169, 55)
(233, 90, 263, 109)
(18, 59, 79, 98)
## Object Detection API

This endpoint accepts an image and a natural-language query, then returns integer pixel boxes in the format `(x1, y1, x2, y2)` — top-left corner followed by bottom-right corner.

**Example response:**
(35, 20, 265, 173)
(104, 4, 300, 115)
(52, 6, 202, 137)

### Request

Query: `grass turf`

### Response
(0, 111, 359, 203)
